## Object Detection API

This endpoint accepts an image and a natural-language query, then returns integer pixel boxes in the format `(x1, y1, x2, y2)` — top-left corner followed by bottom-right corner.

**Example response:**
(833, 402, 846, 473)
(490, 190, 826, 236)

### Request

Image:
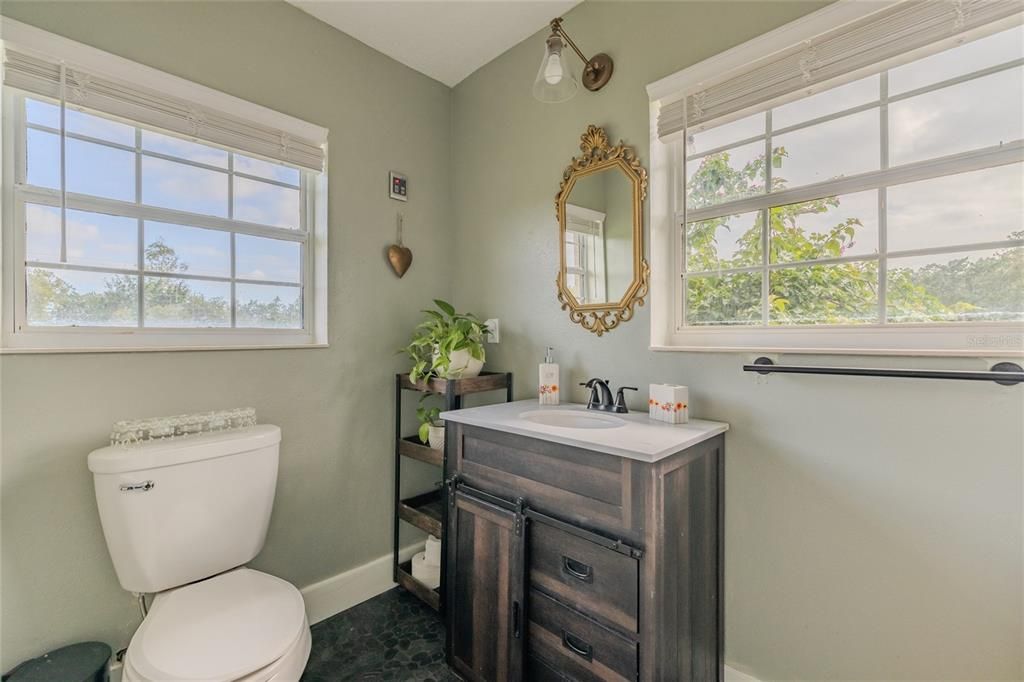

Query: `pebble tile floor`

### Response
(300, 587, 459, 681)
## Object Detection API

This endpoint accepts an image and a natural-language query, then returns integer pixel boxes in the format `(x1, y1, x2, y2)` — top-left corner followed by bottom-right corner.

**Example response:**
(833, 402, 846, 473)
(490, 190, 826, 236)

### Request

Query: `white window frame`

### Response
(565, 203, 608, 303)
(646, 0, 1024, 357)
(0, 18, 329, 353)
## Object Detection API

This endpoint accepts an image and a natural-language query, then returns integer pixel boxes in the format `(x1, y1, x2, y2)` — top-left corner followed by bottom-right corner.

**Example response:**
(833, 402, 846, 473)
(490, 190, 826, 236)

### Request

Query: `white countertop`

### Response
(441, 400, 728, 462)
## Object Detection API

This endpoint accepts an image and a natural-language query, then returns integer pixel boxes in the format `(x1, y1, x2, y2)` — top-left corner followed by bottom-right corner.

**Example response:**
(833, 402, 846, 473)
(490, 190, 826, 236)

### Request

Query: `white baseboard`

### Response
(109, 547, 760, 682)
(301, 541, 424, 625)
(725, 664, 761, 681)
(108, 655, 757, 679)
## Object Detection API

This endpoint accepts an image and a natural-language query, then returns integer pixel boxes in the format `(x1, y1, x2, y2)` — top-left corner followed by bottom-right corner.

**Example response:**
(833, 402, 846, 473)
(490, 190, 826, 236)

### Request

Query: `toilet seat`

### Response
(123, 568, 310, 682)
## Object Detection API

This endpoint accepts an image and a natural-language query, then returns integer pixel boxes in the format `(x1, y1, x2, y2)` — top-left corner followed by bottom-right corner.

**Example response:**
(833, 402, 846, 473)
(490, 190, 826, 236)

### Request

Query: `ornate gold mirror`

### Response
(556, 125, 648, 336)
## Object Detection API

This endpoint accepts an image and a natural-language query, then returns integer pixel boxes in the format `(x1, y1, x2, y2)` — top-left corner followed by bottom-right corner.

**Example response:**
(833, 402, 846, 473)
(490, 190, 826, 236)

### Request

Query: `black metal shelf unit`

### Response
(393, 371, 513, 612)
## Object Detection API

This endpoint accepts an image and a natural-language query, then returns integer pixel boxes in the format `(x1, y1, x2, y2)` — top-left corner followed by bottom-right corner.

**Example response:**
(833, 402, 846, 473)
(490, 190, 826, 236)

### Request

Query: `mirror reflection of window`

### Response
(565, 204, 607, 303)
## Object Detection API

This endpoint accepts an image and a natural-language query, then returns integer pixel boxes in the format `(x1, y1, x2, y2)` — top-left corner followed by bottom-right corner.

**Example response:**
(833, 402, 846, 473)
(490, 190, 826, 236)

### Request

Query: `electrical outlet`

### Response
(485, 318, 500, 343)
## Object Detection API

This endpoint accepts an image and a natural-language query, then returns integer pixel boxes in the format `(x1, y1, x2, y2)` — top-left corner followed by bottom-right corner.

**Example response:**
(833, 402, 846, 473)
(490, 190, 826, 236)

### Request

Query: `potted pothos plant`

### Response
(417, 399, 444, 450)
(402, 299, 489, 384)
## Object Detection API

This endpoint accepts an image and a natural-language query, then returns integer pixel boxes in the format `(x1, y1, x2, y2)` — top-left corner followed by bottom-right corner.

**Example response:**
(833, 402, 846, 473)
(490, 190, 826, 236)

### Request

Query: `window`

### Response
(16, 95, 308, 331)
(648, 1, 1024, 355)
(1, 21, 328, 351)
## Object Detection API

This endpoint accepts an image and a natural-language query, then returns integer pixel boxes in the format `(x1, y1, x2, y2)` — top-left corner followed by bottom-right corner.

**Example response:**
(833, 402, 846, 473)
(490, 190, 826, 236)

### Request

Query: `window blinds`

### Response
(3, 48, 327, 172)
(657, 0, 1023, 140)
(567, 215, 603, 237)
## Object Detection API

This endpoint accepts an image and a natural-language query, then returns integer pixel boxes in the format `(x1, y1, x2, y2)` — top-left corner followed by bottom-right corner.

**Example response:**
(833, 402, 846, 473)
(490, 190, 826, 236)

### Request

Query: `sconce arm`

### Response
(550, 18, 591, 66)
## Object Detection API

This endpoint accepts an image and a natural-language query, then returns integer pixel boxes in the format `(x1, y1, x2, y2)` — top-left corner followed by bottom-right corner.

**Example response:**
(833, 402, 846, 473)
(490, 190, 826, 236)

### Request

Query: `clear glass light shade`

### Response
(533, 35, 578, 103)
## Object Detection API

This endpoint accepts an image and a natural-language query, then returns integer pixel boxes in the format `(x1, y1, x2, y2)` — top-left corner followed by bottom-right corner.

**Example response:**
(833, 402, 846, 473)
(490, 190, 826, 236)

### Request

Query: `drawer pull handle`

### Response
(512, 601, 521, 639)
(561, 629, 593, 661)
(562, 556, 593, 583)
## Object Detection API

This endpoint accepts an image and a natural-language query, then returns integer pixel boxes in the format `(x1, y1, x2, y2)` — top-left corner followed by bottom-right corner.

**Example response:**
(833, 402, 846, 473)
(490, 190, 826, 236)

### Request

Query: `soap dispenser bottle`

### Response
(539, 347, 559, 405)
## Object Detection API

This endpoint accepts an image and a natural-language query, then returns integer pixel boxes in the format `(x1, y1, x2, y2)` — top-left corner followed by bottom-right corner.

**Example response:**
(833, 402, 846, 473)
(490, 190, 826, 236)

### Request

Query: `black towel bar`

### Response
(743, 357, 1024, 386)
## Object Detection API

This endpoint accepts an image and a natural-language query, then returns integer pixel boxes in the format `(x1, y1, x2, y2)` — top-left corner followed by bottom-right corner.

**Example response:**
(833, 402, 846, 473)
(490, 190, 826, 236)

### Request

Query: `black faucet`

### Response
(580, 379, 638, 414)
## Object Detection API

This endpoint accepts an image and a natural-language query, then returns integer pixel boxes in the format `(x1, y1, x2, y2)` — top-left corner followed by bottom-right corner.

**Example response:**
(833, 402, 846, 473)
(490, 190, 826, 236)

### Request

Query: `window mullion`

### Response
(15, 187, 309, 243)
(58, 64, 67, 265)
(229, 153, 237, 329)
(227, 153, 235, 221)
(769, 100, 881, 138)
(26, 125, 138, 154)
(878, 71, 890, 326)
(26, 261, 147, 277)
(232, 169, 300, 190)
(678, 140, 687, 331)
(685, 132, 767, 162)
(230, 233, 237, 329)
(300, 171, 310, 331)
(762, 111, 772, 327)
(27, 261, 300, 287)
(886, 57, 1024, 105)
(135, 126, 144, 329)
(886, 239, 1024, 260)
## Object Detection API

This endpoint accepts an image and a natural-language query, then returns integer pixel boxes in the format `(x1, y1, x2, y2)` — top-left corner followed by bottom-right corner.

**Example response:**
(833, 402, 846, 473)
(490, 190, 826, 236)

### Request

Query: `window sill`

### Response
(649, 344, 1023, 358)
(0, 342, 329, 355)
(649, 319, 1024, 358)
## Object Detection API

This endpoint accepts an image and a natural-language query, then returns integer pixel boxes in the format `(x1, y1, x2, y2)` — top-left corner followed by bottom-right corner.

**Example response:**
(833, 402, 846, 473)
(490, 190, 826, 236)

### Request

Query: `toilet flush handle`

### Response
(119, 480, 155, 493)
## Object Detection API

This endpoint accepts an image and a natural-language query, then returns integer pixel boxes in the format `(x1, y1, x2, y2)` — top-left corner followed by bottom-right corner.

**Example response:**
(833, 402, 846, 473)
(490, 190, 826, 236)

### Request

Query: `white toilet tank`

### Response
(88, 425, 281, 594)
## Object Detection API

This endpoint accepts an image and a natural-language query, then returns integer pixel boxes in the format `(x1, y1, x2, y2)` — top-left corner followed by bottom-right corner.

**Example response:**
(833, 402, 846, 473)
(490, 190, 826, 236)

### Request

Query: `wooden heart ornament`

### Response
(387, 244, 413, 278)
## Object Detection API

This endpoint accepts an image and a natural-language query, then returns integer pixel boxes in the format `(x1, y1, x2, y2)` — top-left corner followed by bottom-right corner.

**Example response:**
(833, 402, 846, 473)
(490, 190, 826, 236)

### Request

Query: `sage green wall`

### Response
(2, 1, 1021, 678)
(451, 2, 1023, 679)
(0, 1, 450, 670)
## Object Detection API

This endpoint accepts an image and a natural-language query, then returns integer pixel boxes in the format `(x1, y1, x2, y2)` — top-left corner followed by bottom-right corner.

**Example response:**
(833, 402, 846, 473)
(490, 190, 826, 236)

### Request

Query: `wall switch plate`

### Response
(484, 318, 500, 343)
(389, 171, 407, 201)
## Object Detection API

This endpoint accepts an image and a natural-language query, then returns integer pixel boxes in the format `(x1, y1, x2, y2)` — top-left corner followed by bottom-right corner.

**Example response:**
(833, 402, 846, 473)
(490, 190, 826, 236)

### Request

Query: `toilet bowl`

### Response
(88, 426, 311, 681)
(121, 569, 310, 682)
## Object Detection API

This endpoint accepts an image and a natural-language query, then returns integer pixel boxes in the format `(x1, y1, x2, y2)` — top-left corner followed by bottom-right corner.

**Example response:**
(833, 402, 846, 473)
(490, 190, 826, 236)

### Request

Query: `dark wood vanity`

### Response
(443, 418, 725, 681)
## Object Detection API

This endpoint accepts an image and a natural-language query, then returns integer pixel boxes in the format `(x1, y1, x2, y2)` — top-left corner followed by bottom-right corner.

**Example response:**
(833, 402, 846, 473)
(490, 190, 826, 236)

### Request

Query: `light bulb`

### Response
(533, 32, 578, 103)
(544, 53, 563, 85)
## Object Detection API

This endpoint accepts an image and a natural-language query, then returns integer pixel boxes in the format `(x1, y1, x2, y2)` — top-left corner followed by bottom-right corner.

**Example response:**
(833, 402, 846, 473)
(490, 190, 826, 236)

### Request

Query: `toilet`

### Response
(88, 425, 311, 681)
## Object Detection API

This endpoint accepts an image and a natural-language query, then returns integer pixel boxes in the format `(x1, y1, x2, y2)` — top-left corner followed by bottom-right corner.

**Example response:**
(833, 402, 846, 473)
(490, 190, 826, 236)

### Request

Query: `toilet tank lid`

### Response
(88, 425, 281, 474)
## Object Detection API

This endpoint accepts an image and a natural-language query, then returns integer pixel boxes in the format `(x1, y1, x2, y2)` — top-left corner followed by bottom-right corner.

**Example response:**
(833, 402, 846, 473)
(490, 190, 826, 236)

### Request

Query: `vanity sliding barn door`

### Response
(446, 485, 526, 681)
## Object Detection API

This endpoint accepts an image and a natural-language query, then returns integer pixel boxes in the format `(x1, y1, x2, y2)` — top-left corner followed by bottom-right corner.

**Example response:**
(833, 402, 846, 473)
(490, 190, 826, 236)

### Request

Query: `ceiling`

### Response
(287, 1, 582, 87)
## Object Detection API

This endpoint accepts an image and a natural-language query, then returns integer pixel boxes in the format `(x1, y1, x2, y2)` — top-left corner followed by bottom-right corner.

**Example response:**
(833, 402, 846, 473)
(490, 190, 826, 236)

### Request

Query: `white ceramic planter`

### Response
(434, 348, 484, 379)
(428, 424, 445, 451)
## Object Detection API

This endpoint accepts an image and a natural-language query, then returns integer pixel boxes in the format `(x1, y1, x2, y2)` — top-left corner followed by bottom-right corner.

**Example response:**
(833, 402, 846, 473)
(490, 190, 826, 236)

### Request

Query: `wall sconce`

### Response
(532, 17, 613, 103)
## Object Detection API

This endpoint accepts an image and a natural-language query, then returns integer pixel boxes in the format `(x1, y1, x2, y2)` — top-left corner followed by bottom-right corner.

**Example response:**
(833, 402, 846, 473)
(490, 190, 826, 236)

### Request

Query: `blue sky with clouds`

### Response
(25, 97, 304, 326)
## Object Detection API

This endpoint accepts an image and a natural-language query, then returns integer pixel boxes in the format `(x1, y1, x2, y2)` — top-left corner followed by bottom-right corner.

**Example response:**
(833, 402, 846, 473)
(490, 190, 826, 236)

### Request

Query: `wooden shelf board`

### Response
(398, 489, 443, 536)
(399, 371, 510, 397)
(397, 560, 441, 611)
(399, 435, 443, 467)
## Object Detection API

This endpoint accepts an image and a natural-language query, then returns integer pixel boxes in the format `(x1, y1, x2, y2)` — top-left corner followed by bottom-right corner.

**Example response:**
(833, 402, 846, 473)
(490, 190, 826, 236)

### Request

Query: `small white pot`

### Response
(434, 347, 484, 379)
(428, 424, 445, 451)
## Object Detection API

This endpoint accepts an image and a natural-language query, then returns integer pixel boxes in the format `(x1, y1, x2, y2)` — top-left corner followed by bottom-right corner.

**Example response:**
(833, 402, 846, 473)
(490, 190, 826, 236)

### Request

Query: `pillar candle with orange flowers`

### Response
(648, 384, 689, 424)
(539, 346, 560, 405)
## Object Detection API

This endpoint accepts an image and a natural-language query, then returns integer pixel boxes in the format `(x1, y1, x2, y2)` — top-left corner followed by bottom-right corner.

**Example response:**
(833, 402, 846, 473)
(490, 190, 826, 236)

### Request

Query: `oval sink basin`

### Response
(519, 410, 626, 430)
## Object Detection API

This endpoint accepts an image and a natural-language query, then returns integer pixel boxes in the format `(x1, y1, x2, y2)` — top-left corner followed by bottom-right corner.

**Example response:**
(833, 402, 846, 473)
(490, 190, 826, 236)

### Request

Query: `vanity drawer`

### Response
(527, 654, 571, 681)
(455, 425, 644, 544)
(529, 516, 639, 634)
(527, 589, 638, 682)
